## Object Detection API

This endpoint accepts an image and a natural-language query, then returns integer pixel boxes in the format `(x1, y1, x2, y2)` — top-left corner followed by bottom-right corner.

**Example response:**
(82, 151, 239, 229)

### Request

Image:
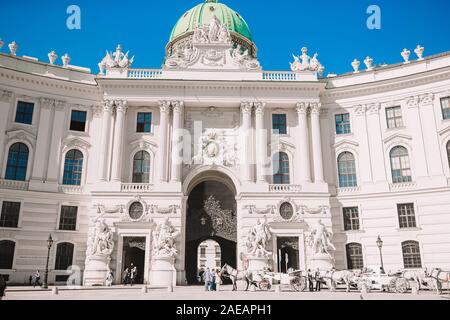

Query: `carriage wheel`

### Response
(291, 276, 307, 292)
(395, 278, 409, 294)
(388, 278, 398, 293)
(259, 280, 272, 291)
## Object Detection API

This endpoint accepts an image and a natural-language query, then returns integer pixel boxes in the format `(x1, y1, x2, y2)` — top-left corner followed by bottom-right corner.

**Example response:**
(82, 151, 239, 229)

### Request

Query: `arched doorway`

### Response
(185, 179, 237, 285)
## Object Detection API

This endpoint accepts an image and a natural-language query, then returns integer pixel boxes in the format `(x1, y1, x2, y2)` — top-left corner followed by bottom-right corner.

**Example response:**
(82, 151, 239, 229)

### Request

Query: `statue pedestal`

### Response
(83, 255, 110, 286)
(149, 255, 176, 287)
(308, 253, 335, 271)
(247, 256, 270, 274)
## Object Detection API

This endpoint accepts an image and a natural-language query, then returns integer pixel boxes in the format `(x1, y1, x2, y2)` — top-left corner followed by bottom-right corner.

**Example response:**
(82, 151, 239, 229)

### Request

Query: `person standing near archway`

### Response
(0, 275, 6, 300)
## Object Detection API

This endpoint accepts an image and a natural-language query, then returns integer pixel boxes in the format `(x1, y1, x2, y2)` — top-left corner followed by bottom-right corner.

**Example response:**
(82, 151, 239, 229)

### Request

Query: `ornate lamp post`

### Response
(376, 235, 385, 274)
(42, 234, 54, 289)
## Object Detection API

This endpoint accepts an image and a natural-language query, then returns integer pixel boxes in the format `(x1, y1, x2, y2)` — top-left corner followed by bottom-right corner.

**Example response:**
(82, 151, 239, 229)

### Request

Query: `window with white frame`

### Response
(5, 143, 29, 181)
(132, 151, 151, 183)
(441, 97, 450, 120)
(402, 241, 422, 269)
(0, 201, 21, 228)
(346, 243, 364, 270)
(69, 110, 87, 132)
(59, 206, 78, 231)
(15, 101, 34, 125)
(390, 146, 412, 183)
(273, 152, 290, 184)
(386, 106, 403, 129)
(63, 150, 84, 186)
(337, 152, 357, 188)
(335, 113, 351, 135)
(343, 207, 360, 231)
(272, 114, 287, 135)
(397, 203, 417, 229)
(136, 112, 152, 133)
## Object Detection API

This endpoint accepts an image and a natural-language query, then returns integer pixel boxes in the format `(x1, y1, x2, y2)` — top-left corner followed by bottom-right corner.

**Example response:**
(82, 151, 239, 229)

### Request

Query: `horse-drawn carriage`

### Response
(258, 270, 307, 292)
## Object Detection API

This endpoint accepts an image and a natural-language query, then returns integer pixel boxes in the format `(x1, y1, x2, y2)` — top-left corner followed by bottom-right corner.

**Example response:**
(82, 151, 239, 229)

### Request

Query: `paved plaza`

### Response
(3, 285, 448, 300)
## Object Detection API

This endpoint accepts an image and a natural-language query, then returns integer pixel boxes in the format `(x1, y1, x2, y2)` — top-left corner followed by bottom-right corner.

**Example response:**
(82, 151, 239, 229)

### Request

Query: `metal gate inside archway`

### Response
(185, 180, 237, 285)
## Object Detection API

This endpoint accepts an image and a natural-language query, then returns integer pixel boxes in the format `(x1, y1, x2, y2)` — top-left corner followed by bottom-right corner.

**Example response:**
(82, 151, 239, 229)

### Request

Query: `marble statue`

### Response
(245, 217, 272, 258)
(152, 218, 179, 258)
(290, 47, 324, 72)
(98, 44, 134, 74)
(208, 15, 221, 42)
(310, 219, 336, 256)
(88, 219, 114, 257)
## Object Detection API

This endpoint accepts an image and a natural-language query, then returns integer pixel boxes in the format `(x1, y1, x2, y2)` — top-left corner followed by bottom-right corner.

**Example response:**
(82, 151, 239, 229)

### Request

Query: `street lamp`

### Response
(42, 234, 54, 289)
(376, 235, 385, 274)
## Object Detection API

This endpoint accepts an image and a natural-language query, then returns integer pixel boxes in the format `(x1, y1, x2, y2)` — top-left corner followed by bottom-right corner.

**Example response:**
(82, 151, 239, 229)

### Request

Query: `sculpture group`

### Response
(290, 47, 324, 74)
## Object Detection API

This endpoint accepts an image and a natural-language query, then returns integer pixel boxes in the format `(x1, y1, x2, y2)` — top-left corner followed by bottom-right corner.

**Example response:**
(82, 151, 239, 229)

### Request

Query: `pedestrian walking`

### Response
(122, 267, 130, 285)
(307, 269, 314, 292)
(315, 269, 322, 292)
(106, 270, 114, 287)
(0, 275, 6, 300)
(203, 268, 212, 291)
(215, 269, 222, 292)
(130, 264, 138, 286)
(33, 270, 42, 287)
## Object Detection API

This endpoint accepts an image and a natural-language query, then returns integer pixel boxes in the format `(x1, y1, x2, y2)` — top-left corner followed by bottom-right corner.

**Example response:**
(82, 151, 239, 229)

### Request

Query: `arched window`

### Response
(337, 152, 357, 188)
(0, 240, 16, 269)
(132, 151, 150, 183)
(63, 150, 84, 186)
(346, 243, 364, 270)
(447, 141, 450, 169)
(273, 152, 290, 184)
(402, 241, 422, 269)
(5, 143, 29, 181)
(390, 146, 412, 183)
(55, 242, 74, 271)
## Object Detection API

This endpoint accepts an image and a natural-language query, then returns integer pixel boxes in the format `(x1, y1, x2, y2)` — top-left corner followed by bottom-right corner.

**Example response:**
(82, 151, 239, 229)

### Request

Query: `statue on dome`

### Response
(208, 15, 221, 42)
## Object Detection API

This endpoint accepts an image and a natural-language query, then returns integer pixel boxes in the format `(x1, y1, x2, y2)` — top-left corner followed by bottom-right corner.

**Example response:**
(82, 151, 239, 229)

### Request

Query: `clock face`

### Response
(280, 202, 294, 220)
(129, 202, 144, 221)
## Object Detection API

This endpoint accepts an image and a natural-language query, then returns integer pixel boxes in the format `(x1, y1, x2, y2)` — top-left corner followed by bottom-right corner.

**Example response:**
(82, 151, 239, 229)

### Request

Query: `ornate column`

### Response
(46, 100, 68, 183)
(255, 102, 267, 183)
(158, 101, 171, 183)
(240, 102, 253, 183)
(170, 101, 184, 183)
(0, 90, 13, 171)
(296, 102, 311, 183)
(111, 100, 128, 182)
(310, 103, 324, 182)
(99, 100, 114, 181)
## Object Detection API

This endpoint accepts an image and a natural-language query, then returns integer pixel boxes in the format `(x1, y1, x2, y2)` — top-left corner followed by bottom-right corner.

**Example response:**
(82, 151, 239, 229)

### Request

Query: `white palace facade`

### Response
(1, 0, 450, 285)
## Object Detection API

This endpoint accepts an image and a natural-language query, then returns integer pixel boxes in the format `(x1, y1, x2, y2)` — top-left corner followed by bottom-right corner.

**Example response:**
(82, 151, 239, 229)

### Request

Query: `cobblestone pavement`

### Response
(3, 285, 448, 300)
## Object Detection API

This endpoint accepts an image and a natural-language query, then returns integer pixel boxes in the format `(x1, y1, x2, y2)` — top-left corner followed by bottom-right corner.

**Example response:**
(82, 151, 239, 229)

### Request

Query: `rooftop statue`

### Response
(290, 47, 324, 72)
(98, 44, 135, 75)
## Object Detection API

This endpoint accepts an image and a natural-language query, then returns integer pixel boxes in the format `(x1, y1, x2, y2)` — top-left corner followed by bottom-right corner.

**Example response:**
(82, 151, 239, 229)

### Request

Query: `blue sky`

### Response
(1, 0, 449, 74)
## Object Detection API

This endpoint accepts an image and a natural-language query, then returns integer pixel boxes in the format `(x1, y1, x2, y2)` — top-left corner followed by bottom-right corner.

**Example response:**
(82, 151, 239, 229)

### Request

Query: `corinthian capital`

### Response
(55, 100, 67, 110)
(366, 103, 381, 115)
(115, 100, 128, 113)
(240, 101, 253, 115)
(92, 104, 104, 118)
(159, 100, 171, 114)
(310, 102, 321, 115)
(171, 100, 184, 114)
(295, 102, 308, 115)
(40, 97, 55, 109)
(103, 99, 114, 112)
(254, 102, 266, 115)
(0, 90, 13, 103)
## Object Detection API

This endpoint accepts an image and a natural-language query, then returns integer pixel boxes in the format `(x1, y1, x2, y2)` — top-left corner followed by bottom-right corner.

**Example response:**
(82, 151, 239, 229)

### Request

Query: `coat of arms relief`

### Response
(192, 130, 238, 167)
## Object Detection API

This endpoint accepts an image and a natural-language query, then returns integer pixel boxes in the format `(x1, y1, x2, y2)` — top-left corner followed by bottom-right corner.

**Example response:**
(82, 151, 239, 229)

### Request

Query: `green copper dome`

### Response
(169, 0, 253, 43)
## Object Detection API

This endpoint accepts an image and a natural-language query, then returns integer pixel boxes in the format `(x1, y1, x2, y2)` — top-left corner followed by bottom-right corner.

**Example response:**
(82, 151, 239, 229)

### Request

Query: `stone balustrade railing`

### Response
(262, 71, 299, 81)
(337, 186, 362, 195)
(269, 184, 302, 193)
(127, 69, 163, 79)
(0, 179, 29, 191)
(121, 183, 153, 193)
(59, 185, 84, 194)
(389, 182, 417, 191)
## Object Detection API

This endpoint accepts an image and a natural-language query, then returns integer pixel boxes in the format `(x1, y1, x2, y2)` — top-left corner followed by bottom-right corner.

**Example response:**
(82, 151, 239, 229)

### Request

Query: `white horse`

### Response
(324, 269, 358, 292)
(221, 264, 254, 291)
(428, 268, 450, 293)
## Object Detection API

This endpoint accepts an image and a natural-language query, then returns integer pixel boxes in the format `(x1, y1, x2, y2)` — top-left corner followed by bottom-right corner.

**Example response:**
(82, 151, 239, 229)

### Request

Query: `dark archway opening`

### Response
(185, 180, 237, 285)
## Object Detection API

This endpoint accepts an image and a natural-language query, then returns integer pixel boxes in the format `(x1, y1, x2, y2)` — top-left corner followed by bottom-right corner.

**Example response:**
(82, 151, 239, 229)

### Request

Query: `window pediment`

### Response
(129, 139, 158, 152)
(6, 129, 36, 146)
(62, 137, 91, 153)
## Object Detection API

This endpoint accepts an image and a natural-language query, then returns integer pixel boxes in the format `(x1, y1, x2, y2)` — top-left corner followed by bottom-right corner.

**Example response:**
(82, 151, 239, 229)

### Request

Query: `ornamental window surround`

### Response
(337, 152, 358, 188)
(441, 97, 450, 120)
(343, 207, 360, 231)
(397, 203, 417, 229)
(390, 146, 412, 184)
(54, 242, 74, 271)
(14, 101, 34, 125)
(386, 106, 404, 129)
(5, 142, 29, 181)
(273, 152, 290, 184)
(402, 241, 422, 269)
(0, 201, 21, 229)
(132, 151, 151, 183)
(0, 240, 15, 270)
(335, 113, 351, 135)
(62, 149, 84, 186)
(346, 243, 364, 270)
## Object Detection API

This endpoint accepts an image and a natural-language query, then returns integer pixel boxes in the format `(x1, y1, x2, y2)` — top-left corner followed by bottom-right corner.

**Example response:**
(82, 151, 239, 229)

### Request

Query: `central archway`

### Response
(185, 177, 237, 285)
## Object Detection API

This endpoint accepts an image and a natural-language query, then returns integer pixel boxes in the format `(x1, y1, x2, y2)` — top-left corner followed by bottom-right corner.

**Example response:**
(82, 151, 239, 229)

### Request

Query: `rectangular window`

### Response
(272, 114, 287, 135)
(137, 112, 152, 133)
(0, 201, 21, 228)
(70, 110, 87, 132)
(15, 101, 34, 125)
(335, 113, 351, 135)
(397, 203, 417, 229)
(441, 97, 450, 120)
(216, 260, 221, 268)
(343, 207, 360, 231)
(215, 246, 221, 259)
(200, 260, 206, 268)
(59, 206, 78, 231)
(200, 247, 206, 258)
(386, 106, 403, 129)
